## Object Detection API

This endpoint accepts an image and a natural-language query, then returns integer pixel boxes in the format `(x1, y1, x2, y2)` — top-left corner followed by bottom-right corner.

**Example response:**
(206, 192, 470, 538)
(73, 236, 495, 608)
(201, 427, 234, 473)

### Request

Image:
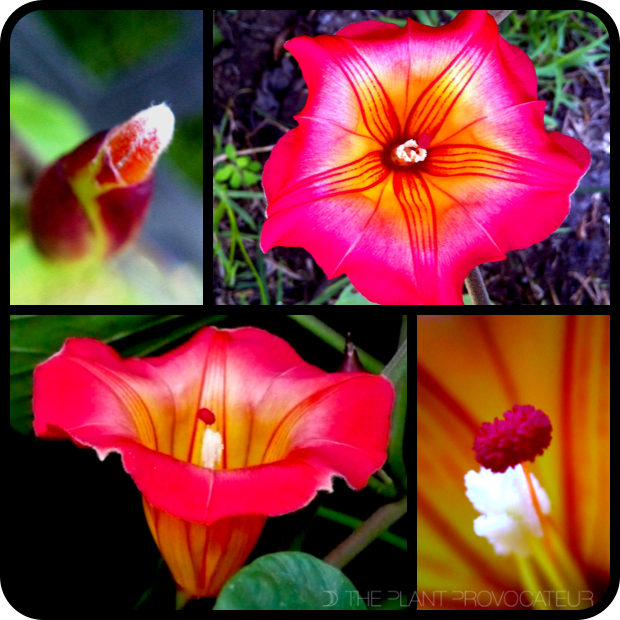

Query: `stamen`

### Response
(201, 428, 224, 469)
(390, 138, 428, 166)
(464, 464, 550, 556)
(465, 405, 592, 608)
(197, 407, 223, 468)
(465, 406, 553, 557)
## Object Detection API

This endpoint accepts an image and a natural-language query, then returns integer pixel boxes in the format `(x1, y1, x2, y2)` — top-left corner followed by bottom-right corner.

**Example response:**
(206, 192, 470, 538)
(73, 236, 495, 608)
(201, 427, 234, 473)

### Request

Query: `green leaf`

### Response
(10, 79, 90, 165)
(335, 284, 379, 305)
(214, 552, 367, 610)
(224, 142, 237, 160)
(242, 170, 261, 187)
(230, 169, 242, 189)
(236, 156, 250, 169)
(10, 235, 204, 305)
(10, 236, 141, 305)
(213, 11, 224, 47)
(215, 164, 234, 182)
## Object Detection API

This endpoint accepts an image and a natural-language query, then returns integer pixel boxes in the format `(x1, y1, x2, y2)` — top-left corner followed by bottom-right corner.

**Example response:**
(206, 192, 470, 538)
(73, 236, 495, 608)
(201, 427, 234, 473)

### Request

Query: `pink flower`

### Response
(261, 11, 590, 305)
(33, 326, 394, 602)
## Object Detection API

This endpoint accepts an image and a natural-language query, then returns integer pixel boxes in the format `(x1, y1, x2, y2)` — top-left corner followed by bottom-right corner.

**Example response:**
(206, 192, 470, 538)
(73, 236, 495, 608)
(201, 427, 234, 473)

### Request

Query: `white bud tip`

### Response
(135, 102, 175, 154)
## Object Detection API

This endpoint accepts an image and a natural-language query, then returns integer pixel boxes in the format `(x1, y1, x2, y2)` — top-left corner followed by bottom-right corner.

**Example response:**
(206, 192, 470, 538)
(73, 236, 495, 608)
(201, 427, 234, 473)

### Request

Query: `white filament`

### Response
(464, 464, 551, 557)
(201, 428, 224, 469)
(395, 139, 426, 163)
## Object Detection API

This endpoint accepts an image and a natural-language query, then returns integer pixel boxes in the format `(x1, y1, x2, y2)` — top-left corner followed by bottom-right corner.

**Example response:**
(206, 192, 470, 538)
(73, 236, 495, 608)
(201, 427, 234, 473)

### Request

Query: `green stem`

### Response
(322, 497, 408, 569)
(286, 315, 383, 374)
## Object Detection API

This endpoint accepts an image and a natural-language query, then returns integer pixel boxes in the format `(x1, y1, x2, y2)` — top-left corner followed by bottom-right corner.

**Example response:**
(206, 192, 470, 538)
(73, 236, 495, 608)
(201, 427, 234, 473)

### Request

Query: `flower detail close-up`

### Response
(473, 404, 553, 473)
(32, 326, 395, 607)
(261, 11, 591, 305)
(417, 315, 610, 610)
(30, 103, 174, 262)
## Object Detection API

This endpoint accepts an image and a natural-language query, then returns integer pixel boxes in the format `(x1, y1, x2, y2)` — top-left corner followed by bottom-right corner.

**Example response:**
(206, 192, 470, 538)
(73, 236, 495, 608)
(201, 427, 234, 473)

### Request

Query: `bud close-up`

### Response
(29, 103, 174, 261)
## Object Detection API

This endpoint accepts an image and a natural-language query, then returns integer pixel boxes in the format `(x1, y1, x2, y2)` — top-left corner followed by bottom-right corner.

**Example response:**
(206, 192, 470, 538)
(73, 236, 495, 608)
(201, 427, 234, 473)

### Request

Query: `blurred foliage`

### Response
(38, 10, 203, 190)
(213, 10, 224, 47)
(168, 114, 204, 189)
(40, 10, 182, 79)
(10, 79, 90, 165)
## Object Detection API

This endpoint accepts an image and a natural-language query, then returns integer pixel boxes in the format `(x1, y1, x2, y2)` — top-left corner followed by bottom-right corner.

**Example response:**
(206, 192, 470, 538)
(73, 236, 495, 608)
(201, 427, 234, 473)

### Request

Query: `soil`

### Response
(213, 10, 610, 306)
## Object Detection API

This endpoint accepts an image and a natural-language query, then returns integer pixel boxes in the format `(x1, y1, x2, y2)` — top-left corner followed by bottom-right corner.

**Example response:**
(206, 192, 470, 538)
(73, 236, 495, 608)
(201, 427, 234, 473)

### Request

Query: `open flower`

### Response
(30, 103, 174, 261)
(32, 326, 394, 604)
(417, 316, 610, 609)
(261, 11, 590, 305)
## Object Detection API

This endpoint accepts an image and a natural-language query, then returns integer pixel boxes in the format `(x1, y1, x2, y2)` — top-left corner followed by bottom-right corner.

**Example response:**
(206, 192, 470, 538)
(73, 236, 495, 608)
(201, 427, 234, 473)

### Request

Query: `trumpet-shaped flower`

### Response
(261, 11, 590, 305)
(30, 103, 174, 261)
(33, 327, 394, 602)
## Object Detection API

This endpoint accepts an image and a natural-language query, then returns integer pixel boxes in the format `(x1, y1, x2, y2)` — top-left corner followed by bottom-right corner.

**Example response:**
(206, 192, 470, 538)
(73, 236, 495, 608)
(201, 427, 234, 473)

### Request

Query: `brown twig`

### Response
(213, 145, 274, 167)
(465, 266, 492, 305)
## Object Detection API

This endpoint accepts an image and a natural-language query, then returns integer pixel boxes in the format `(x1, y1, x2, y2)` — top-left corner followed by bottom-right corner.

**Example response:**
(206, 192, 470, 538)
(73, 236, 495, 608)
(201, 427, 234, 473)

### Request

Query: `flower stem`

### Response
(465, 267, 491, 305)
(322, 496, 407, 569)
(286, 315, 384, 373)
(175, 588, 192, 610)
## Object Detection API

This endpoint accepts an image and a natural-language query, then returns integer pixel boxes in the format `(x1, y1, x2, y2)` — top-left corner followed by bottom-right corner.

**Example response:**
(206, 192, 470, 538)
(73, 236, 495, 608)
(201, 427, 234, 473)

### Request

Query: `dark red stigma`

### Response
(417, 133, 431, 150)
(198, 408, 216, 425)
(473, 405, 552, 473)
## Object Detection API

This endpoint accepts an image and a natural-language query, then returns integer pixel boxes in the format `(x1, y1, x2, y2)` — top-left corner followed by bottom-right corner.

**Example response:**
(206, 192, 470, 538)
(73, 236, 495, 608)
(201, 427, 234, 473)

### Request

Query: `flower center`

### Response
(466, 405, 554, 556)
(390, 133, 431, 166)
(198, 407, 224, 469)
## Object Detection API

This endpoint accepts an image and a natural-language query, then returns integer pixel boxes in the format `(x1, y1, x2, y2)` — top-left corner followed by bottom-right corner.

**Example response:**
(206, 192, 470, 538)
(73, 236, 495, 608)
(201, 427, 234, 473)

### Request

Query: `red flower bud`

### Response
(473, 405, 552, 473)
(30, 103, 174, 261)
(337, 333, 365, 372)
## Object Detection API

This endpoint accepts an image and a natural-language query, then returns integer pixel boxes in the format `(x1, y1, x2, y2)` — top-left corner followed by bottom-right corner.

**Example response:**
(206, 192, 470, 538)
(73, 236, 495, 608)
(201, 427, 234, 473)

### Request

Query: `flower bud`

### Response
(337, 333, 365, 373)
(30, 103, 174, 261)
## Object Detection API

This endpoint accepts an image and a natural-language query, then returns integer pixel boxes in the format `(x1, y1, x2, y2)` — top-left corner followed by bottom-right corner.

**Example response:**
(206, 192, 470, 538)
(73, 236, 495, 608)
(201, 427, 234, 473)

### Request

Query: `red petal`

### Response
(33, 327, 394, 525)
